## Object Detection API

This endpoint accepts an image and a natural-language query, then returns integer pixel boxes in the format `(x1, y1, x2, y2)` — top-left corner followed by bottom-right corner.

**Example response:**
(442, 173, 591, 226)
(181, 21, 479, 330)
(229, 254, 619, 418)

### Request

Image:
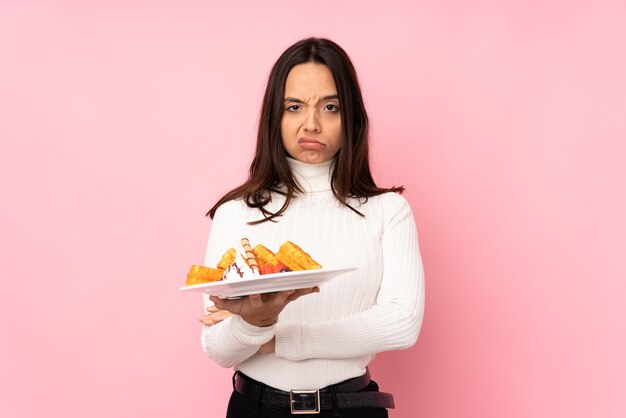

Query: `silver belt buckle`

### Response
(290, 389, 320, 414)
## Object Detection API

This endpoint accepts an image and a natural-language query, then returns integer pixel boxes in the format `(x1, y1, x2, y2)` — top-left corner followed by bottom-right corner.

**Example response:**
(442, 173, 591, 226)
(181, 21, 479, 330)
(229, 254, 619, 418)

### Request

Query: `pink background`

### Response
(1, 1, 625, 417)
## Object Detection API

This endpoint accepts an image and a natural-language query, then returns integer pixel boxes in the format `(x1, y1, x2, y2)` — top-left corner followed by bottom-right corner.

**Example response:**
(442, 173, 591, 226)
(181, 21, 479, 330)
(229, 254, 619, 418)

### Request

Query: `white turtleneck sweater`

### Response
(201, 157, 425, 391)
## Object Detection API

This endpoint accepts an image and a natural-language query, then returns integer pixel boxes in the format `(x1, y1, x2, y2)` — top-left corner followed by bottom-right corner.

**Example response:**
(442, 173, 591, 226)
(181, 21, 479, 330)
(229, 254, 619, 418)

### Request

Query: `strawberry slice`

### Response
(276, 262, 290, 272)
(259, 262, 273, 275)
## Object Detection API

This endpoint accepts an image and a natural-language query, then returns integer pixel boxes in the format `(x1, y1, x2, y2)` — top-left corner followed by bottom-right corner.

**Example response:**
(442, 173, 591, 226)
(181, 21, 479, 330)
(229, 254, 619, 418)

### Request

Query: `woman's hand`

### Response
(198, 305, 232, 326)
(209, 287, 319, 327)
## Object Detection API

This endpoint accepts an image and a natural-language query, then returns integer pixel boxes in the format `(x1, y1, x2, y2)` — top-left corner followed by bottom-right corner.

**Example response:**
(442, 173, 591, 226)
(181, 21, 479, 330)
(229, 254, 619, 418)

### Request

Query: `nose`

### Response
(303, 108, 321, 133)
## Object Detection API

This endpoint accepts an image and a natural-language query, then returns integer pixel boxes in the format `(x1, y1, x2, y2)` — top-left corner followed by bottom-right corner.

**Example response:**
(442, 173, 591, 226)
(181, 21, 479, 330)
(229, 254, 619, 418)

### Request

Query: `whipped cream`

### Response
(222, 257, 261, 281)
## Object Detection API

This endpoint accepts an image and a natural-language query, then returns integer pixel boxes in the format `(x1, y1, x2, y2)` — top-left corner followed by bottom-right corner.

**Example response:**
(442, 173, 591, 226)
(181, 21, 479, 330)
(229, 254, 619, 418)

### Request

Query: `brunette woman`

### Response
(199, 37, 425, 418)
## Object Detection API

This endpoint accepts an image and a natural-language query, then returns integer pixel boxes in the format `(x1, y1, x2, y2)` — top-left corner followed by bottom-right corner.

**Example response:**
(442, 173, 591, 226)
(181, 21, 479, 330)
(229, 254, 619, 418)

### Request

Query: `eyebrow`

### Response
(284, 94, 339, 103)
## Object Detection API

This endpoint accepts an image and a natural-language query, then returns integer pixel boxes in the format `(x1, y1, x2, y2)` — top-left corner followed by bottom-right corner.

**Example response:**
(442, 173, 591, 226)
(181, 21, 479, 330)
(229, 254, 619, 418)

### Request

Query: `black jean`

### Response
(225, 379, 389, 418)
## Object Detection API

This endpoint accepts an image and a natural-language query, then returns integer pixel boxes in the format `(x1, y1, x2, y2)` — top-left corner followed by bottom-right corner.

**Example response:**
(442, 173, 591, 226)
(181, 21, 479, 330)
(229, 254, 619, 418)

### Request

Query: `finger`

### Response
(206, 306, 220, 313)
(286, 290, 310, 302)
(213, 310, 232, 320)
(272, 289, 296, 305)
(287, 287, 319, 302)
(210, 296, 235, 311)
(248, 293, 263, 308)
(208, 296, 223, 309)
(206, 307, 230, 317)
(198, 310, 232, 325)
(200, 311, 229, 320)
(199, 316, 218, 325)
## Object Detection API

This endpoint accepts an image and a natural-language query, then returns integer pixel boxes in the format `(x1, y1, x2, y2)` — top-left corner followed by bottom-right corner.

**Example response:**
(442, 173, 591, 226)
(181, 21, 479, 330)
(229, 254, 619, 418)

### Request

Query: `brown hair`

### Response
(207, 37, 403, 224)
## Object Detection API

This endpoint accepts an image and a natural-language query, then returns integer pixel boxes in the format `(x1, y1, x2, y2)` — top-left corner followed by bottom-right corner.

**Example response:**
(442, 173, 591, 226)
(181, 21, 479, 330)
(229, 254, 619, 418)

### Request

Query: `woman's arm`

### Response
(273, 195, 425, 360)
(199, 201, 276, 367)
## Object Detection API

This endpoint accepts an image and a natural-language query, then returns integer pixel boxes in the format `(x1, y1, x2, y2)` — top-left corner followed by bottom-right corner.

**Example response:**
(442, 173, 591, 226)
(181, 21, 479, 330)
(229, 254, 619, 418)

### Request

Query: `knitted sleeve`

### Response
(199, 200, 275, 368)
(273, 194, 425, 360)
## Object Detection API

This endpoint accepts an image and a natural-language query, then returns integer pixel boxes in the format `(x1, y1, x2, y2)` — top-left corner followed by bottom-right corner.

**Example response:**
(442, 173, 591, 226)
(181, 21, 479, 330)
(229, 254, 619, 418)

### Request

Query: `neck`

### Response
(287, 157, 333, 193)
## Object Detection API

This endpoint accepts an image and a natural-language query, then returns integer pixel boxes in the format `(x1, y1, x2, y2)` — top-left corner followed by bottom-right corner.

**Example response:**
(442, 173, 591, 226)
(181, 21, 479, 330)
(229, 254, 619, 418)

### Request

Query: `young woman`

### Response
(198, 37, 425, 417)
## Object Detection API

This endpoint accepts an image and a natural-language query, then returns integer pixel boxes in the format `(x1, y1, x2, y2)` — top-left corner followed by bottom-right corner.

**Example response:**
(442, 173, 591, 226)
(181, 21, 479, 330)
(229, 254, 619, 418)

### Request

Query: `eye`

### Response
(286, 105, 301, 111)
(324, 104, 339, 112)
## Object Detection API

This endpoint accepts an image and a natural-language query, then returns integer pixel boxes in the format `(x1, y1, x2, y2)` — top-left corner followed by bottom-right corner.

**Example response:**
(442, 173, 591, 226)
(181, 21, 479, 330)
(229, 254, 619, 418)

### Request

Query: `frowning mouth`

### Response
(298, 138, 324, 145)
(298, 138, 327, 150)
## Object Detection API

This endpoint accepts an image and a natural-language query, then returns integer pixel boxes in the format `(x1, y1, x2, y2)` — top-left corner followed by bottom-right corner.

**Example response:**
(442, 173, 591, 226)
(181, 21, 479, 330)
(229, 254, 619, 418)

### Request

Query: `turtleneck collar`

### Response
(287, 157, 334, 193)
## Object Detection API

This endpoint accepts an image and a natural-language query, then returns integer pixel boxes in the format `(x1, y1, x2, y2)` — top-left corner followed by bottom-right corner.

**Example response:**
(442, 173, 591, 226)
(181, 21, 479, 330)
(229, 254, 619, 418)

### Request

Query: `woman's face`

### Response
(281, 62, 341, 164)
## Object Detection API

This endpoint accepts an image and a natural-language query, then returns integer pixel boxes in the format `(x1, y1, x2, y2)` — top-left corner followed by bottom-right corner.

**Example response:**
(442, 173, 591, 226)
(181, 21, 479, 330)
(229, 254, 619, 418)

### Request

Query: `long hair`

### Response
(207, 37, 404, 224)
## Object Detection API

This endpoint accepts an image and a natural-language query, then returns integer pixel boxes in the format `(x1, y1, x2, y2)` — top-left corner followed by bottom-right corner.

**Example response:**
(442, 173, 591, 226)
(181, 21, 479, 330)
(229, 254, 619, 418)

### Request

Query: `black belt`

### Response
(233, 369, 395, 414)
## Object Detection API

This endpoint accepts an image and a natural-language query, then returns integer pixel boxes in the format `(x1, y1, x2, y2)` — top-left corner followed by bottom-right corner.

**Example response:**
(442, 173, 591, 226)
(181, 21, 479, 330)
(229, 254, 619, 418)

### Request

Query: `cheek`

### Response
(281, 118, 298, 137)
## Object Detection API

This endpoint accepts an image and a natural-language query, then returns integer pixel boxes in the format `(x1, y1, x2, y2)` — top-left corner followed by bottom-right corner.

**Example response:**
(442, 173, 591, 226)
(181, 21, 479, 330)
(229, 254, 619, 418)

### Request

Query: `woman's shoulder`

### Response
(347, 192, 412, 224)
(378, 191, 409, 206)
(357, 191, 410, 210)
(212, 197, 248, 221)
(372, 192, 416, 234)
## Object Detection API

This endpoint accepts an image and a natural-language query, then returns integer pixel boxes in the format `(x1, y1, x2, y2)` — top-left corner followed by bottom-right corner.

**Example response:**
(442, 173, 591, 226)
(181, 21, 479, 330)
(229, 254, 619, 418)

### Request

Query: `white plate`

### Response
(179, 267, 356, 298)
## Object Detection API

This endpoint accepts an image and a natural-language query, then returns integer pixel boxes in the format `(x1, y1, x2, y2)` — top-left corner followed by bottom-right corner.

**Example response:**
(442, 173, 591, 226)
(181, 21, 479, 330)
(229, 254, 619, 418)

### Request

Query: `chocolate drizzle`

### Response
(224, 262, 245, 279)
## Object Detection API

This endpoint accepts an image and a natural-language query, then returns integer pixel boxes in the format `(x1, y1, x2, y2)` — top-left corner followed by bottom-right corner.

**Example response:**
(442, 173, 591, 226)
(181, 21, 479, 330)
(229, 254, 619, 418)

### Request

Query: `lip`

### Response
(298, 137, 327, 150)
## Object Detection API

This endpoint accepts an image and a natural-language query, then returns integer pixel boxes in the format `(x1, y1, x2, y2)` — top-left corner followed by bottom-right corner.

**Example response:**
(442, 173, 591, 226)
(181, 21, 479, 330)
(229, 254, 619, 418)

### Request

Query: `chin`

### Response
(301, 155, 329, 164)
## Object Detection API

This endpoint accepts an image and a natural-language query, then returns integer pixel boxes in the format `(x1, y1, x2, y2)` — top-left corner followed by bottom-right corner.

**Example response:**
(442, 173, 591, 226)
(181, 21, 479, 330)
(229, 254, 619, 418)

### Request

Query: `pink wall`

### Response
(1, 1, 625, 417)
